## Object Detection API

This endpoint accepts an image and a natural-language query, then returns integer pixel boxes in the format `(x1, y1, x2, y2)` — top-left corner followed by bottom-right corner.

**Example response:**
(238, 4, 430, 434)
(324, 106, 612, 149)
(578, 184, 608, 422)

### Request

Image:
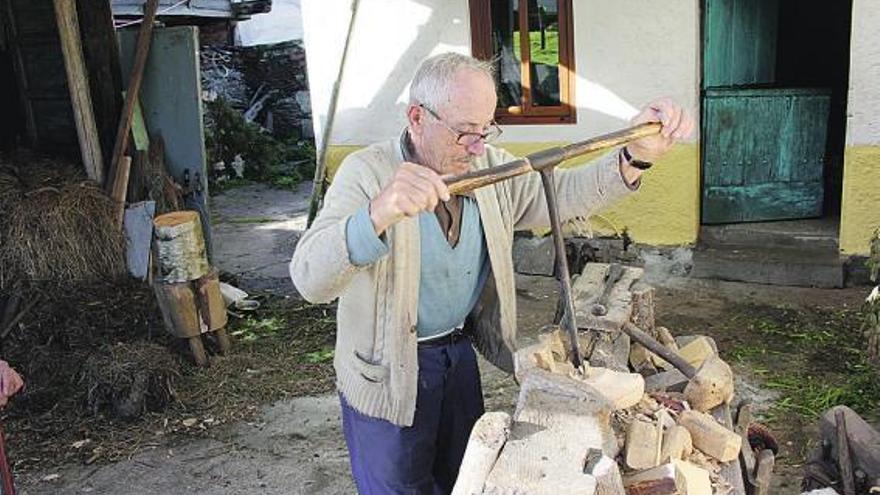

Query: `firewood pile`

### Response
(454, 263, 770, 495)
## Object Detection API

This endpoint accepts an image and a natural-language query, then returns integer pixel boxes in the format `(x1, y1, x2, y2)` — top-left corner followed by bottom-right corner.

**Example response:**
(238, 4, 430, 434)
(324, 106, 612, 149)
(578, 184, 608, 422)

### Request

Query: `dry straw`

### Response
(0, 153, 126, 290)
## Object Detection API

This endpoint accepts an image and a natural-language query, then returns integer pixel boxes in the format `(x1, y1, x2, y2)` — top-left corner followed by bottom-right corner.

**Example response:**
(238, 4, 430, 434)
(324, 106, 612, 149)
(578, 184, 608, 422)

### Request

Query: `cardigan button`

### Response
(410, 326, 416, 334)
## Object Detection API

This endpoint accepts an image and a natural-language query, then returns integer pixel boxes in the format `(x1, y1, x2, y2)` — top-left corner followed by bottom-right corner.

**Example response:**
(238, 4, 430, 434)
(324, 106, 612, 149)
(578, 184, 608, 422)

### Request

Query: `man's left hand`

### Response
(626, 98, 695, 163)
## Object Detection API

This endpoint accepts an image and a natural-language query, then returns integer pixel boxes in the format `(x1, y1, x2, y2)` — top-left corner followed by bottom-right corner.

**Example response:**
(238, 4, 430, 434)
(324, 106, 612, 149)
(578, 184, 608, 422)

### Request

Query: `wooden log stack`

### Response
(153, 211, 231, 366)
(455, 263, 764, 495)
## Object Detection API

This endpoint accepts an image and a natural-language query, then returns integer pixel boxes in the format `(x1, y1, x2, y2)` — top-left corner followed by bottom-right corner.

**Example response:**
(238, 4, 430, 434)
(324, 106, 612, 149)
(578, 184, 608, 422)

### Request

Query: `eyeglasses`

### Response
(419, 104, 503, 146)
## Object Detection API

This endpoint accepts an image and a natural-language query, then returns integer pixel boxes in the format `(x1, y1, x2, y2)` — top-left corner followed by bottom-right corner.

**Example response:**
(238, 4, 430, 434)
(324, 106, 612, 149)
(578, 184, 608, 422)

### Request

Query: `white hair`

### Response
(408, 53, 495, 111)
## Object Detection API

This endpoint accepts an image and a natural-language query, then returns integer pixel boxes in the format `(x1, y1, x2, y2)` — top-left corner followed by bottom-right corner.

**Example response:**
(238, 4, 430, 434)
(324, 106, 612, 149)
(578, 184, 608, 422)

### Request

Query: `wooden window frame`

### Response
(469, 0, 576, 125)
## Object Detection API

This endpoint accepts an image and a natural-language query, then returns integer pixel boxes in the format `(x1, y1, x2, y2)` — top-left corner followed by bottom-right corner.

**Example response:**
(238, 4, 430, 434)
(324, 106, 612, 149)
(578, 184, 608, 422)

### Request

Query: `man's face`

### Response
(410, 69, 498, 177)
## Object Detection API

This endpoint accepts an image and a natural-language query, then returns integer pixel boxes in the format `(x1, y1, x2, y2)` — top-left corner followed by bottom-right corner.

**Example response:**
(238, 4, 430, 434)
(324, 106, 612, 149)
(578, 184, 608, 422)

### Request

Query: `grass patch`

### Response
(726, 305, 879, 426)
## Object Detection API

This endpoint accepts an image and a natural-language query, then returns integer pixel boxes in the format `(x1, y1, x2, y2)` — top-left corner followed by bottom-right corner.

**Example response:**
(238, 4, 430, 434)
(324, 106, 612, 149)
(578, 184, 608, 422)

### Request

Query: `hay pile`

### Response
(82, 342, 179, 420)
(0, 152, 126, 291)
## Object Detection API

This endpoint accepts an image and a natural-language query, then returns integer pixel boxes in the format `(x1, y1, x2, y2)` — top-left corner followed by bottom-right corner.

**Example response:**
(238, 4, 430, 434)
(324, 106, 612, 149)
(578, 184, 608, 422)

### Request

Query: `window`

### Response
(470, 0, 576, 124)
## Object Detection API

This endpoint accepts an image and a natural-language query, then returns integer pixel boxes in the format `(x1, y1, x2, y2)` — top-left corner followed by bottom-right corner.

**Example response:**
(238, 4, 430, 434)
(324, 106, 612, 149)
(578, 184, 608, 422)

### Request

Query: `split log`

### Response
(518, 337, 644, 411)
(660, 425, 693, 463)
(484, 388, 604, 495)
(194, 267, 231, 353)
(453, 412, 511, 495)
(644, 370, 688, 394)
(573, 263, 643, 333)
(754, 449, 775, 495)
(626, 419, 661, 470)
(630, 281, 655, 333)
(676, 336, 716, 368)
(678, 410, 741, 463)
(683, 356, 734, 412)
(153, 211, 210, 283)
(153, 280, 206, 366)
(585, 451, 625, 495)
(623, 461, 711, 495)
(713, 403, 747, 495)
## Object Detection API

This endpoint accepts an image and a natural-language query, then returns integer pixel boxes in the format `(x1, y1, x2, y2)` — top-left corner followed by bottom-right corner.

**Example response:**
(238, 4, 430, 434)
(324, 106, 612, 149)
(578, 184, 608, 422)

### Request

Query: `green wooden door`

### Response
(702, 0, 830, 224)
(702, 88, 830, 223)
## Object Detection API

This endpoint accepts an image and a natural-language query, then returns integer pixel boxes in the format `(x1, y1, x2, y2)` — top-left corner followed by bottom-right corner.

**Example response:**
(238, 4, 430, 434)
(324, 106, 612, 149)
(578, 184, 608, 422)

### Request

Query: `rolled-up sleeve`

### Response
(345, 205, 390, 266)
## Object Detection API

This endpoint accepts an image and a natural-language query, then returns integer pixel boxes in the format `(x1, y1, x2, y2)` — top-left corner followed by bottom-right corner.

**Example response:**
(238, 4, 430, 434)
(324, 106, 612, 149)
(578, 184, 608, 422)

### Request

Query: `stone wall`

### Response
(201, 40, 312, 141)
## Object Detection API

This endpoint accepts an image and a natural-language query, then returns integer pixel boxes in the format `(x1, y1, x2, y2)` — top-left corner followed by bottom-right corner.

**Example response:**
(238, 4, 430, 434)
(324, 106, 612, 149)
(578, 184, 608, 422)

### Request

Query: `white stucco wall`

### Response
(302, 0, 700, 148)
(846, 0, 880, 146)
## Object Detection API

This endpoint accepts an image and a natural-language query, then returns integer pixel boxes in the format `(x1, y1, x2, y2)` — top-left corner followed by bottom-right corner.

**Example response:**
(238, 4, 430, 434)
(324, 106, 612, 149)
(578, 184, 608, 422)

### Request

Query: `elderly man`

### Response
(291, 52, 693, 494)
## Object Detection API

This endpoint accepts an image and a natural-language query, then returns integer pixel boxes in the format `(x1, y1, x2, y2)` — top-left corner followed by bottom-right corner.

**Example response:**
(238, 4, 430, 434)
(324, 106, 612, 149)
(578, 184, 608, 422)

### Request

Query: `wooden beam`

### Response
(53, 0, 105, 183)
(75, 0, 122, 167)
(107, 0, 159, 192)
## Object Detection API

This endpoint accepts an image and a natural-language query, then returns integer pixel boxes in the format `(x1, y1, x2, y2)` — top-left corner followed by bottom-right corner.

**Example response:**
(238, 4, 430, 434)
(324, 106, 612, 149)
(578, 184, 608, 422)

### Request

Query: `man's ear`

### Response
(406, 104, 424, 134)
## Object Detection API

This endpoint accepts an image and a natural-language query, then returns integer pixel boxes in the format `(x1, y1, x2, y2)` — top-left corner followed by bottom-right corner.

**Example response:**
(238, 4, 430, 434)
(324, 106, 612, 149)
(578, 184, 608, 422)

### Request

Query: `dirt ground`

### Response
(15, 272, 875, 494)
(11, 184, 878, 494)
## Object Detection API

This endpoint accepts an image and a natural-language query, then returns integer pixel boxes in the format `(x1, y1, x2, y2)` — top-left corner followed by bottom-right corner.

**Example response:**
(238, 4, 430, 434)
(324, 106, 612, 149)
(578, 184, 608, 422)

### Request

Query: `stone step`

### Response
(690, 245, 845, 288)
(700, 221, 839, 251)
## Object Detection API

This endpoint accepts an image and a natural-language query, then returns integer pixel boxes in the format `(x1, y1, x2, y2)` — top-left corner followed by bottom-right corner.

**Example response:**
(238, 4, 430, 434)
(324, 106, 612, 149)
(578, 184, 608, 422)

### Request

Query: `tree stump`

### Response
(153, 210, 209, 284)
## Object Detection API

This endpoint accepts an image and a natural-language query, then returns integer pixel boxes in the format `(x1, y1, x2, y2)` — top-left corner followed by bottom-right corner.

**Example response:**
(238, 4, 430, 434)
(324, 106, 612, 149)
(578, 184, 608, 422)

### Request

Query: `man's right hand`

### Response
(0, 361, 23, 407)
(369, 162, 450, 235)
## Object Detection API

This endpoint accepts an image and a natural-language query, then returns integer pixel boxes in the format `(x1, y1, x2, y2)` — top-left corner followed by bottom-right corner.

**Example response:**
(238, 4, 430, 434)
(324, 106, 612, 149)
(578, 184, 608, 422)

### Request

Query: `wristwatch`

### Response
(622, 146, 653, 170)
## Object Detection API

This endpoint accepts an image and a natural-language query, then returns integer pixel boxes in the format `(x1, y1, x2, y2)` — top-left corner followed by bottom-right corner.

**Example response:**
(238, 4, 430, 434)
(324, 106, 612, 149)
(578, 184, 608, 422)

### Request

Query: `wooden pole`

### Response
(106, 0, 159, 192)
(54, 0, 105, 183)
(306, 0, 360, 228)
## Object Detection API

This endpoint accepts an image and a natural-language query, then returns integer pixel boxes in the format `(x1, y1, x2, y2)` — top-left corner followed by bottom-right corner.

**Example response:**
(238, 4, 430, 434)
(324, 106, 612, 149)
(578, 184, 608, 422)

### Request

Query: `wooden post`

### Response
(54, 0, 105, 183)
(110, 156, 132, 228)
(107, 0, 159, 192)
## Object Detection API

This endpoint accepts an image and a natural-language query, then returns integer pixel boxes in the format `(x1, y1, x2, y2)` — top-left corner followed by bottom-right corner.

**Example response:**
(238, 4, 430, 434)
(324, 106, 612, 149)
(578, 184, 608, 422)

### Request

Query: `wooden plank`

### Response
(54, 0, 105, 183)
(124, 200, 155, 280)
(107, 0, 159, 190)
(76, 0, 123, 166)
(703, 181, 823, 224)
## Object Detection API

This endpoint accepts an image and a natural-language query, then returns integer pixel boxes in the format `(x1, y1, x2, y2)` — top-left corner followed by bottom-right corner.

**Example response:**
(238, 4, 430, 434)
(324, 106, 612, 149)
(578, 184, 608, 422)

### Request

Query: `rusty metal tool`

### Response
(590, 263, 624, 317)
(443, 122, 662, 368)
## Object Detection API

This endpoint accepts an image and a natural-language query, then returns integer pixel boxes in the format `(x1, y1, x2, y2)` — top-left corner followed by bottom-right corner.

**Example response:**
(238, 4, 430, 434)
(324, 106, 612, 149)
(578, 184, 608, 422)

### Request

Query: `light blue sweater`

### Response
(345, 198, 488, 339)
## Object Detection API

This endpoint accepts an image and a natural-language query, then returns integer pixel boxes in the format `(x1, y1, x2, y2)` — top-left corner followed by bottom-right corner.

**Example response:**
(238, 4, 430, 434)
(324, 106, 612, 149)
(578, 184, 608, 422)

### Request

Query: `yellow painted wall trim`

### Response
(840, 146, 880, 255)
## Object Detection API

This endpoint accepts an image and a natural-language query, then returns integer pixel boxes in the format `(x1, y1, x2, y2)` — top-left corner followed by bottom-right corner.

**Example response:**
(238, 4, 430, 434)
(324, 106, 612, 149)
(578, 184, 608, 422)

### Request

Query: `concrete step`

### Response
(699, 220, 839, 251)
(690, 245, 845, 288)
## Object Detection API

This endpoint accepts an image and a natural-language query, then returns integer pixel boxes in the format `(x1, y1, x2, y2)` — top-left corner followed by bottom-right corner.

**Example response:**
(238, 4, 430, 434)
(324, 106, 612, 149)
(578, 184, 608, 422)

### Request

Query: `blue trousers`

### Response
(340, 338, 485, 494)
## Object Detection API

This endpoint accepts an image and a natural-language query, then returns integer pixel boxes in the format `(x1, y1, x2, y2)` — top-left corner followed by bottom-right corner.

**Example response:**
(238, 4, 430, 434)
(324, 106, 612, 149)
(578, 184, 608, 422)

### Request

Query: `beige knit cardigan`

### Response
(290, 139, 635, 426)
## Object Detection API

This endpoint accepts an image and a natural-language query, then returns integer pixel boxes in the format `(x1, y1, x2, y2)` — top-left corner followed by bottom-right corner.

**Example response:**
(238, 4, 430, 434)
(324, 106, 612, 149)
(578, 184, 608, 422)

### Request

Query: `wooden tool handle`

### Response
(443, 122, 662, 195)
(622, 322, 697, 378)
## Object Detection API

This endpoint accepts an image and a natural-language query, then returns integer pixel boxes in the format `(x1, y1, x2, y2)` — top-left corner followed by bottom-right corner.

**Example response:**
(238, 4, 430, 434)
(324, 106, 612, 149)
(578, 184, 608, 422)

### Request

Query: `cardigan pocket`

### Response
(352, 350, 389, 383)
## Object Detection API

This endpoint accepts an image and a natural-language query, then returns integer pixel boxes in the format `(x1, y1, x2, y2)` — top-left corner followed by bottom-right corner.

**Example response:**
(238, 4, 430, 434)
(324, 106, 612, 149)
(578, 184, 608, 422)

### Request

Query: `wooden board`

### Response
(703, 0, 780, 87)
(702, 88, 830, 223)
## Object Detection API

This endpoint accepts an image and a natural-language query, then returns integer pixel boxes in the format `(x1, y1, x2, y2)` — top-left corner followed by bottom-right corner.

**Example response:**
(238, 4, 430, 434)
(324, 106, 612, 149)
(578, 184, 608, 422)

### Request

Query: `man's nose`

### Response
(465, 139, 486, 156)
